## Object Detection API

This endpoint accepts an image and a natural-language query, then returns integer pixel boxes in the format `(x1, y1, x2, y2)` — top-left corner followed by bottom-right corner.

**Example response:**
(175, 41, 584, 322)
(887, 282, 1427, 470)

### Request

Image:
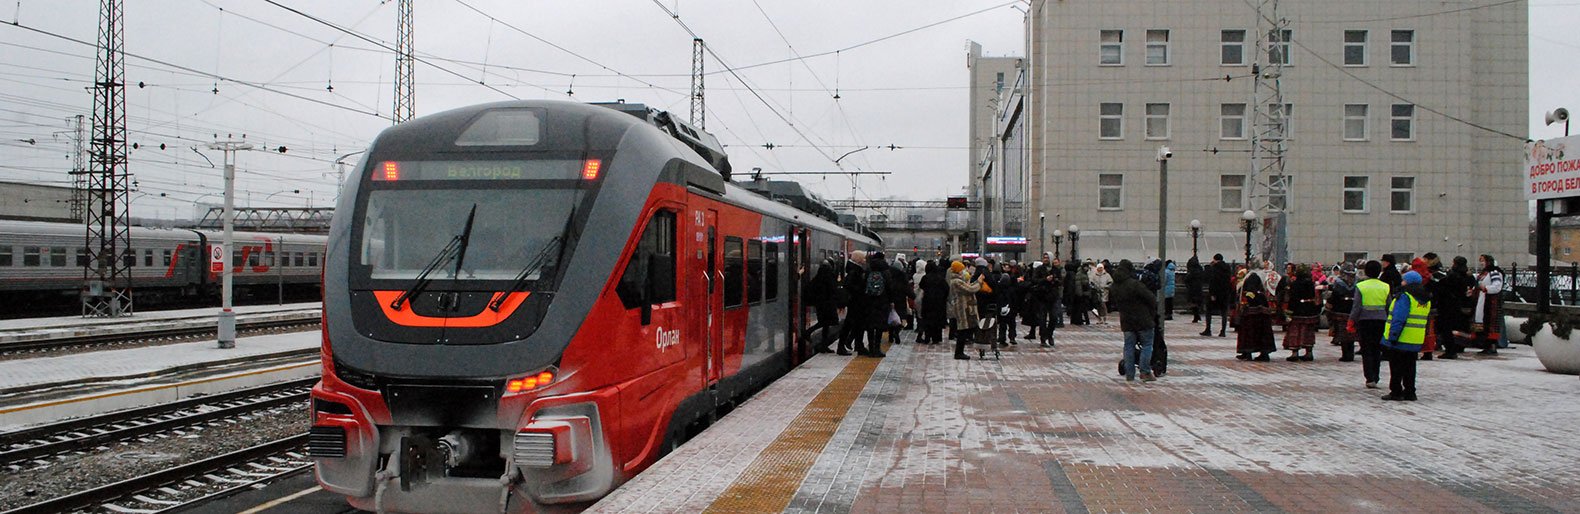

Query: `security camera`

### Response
(1157, 146, 1173, 161)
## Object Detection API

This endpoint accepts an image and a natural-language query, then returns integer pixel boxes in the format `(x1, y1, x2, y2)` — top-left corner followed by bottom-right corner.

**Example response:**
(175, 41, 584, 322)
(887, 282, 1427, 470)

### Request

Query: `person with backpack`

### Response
(855, 251, 899, 358)
(836, 251, 870, 356)
(802, 255, 844, 353)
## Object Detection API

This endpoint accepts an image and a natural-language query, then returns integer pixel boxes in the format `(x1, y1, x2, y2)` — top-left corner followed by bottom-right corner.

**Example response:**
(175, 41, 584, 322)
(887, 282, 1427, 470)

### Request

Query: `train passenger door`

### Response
(788, 227, 811, 364)
(703, 209, 723, 386)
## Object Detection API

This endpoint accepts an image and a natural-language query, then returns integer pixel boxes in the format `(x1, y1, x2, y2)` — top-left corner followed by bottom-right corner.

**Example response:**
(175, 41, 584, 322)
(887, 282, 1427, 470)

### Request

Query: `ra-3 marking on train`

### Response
(309, 100, 878, 513)
(0, 219, 325, 304)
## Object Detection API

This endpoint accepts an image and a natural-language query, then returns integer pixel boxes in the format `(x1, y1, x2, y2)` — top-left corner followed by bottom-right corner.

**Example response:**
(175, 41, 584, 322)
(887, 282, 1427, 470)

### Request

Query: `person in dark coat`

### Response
(1111, 260, 1158, 381)
(993, 262, 1018, 345)
(1380, 254, 1403, 291)
(1202, 254, 1233, 337)
(1436, 256, 1475, 358)
(1142, 259, 1169, 375)
(860, 251, 898, 358)
(803, 255, 843, 352)
(880, 254, 915, 349)
(1186, 256, 1204, 322)
(1023, 261, 1057, 346)
(1066, 262, 1089, 326)
(836, 251, 869, 356)
(1283, 265, 1320, 361)
(919, 261, 950, 344)
(1236, 272, 1277, 361)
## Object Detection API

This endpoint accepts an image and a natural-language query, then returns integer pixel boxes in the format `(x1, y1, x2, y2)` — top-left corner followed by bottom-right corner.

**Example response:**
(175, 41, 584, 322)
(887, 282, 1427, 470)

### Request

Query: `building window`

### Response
(23, 246, 40, 267)
(1391, 104, 1415, 140)
(1390, 177, 1415, 213)
(1270, 177, 1293, 212)
(1099, 29, 1124, 65)
(1343, 251, 1369, 264)
(1220, 103, 1247, 140)
(1391, 30, 1415, 66)
(1220, 174, 1246, 210)
(1343, 176, 1369, 212)
(1145, 29, 1170, 65)
(1270, 103, 1293, 140)
(1145, 103, 1170, 140)
(1099, 102, 1123, 139)
(1268, 29, 1292, 65)
(995, 72, 1005, 93)
(1344, 30, 1368, 66)
(50, 247, 67, 267)
(0, 246, 11, 266)
(1221, 30, 1246, 65)
(1344, 104, 1369, 141)
(1099, 174, 1124, 210)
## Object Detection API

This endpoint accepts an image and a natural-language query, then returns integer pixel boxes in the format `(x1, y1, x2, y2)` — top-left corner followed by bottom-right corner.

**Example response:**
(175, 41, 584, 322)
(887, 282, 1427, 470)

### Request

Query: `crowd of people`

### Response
(801, 248, 1511, 401)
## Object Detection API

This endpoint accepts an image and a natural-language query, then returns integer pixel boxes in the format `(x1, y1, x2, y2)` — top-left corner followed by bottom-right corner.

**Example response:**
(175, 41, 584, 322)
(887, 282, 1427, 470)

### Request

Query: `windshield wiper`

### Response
(388, 204, 478, 311)
(488, 235, 562, 312)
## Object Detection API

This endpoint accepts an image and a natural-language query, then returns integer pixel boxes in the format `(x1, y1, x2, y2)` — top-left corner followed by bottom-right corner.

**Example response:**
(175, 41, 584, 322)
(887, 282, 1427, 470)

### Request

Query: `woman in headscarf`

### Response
(1470, 254, 1504, 355)
(1326, 262, 1359, 361)
(1090, 263, 1113, 324)
(1236, 272, 1276, 361)
(918, 260, 950, 345)
(1410, 257, 1438, 360)
(1283, 264, 1319, 361)
(1436, 256, 1475, 359)
(948, 260, 985, 360)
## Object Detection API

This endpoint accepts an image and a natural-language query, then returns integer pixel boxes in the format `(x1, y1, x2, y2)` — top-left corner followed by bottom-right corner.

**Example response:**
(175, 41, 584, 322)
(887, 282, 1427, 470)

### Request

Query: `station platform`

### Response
(0, 302, 321, 344)
(591, 322, 1580, 513)
(0, 330, 320, 430)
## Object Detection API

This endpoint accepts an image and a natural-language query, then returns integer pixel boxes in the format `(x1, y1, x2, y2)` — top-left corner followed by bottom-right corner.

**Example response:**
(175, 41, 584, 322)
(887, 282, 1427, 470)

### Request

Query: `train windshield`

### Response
(358, 184, 579, 283)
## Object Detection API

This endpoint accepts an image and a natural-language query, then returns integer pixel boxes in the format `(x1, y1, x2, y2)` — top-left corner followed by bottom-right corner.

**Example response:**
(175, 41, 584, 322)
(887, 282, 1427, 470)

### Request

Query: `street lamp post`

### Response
(1189, 219, 1202, 260)
(1052, 229, 1063, 261)
(208, 139, 253, 349)
(1039, 212, 1046, 258)
(1068, 224, 1081, 262)
(1156, 146, 1171, 323)
(1241, 210, 1257, 266)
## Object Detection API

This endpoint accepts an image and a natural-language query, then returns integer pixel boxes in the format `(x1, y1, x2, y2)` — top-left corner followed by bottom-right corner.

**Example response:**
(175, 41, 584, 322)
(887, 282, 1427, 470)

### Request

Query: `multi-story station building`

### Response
(997, 0, 1528, 264)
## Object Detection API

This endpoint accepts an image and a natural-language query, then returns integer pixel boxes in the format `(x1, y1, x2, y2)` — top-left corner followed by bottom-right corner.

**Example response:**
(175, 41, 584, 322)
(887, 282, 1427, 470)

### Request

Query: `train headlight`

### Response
(505, 368, 557, 394)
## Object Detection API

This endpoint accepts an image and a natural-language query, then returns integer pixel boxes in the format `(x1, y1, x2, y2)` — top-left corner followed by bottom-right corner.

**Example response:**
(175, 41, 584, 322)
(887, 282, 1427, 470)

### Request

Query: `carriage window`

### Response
(765, 242, 780, 301)
(163, 249, 172, 266)
(295, 252, 305, 267)
(233, 250, 244, 267)
(309, 252, 319, 267)
(724, 237, 744, 308)
(51, 247, 67, 267)
(76, 248, 88, 267)
(747, 240, 763, 304)
(616, 210, 676, 309)
(249, 250, 261, 267)
(0, 246, 11, 266)
(144, 249, 154, 267)
(23, 246, 40, 267)
(124, 251, 136, 268)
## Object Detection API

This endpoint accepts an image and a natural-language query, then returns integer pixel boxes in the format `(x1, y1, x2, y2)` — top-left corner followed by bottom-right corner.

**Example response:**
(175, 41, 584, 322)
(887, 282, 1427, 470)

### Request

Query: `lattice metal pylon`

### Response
(690, 38, 705, 129)
(67, 114, 87, 222)
(83, 0, 132, 317)
(392, 0, 415, 124)
(1247, 0, 1290, 266)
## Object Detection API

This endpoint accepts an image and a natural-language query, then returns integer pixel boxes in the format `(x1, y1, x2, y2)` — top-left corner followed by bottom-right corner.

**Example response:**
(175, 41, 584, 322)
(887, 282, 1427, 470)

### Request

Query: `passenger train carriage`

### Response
(309, 100, 878, 513)
(0, 219, 325, 305)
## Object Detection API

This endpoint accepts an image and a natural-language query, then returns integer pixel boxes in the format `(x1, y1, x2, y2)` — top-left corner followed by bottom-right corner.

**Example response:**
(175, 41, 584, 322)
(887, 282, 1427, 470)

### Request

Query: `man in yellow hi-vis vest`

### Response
(1348, 261, 1391, 389)
(1381, 270, 1432, 401)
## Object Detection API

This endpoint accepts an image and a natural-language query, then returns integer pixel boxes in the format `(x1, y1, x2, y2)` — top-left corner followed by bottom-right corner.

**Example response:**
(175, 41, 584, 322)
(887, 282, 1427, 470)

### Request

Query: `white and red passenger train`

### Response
(0, 219, 324, 305)
(309, 100, 878, 512)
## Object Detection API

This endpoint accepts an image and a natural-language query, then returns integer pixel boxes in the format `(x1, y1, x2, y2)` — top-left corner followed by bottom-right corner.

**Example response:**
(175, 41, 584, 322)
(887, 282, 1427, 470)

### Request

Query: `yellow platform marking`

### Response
(704, 342, 886, 513)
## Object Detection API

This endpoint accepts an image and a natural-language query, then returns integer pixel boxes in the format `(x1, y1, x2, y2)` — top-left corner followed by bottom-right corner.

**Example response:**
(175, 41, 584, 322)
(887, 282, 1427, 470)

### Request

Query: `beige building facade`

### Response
(1021, 0, 1529, 265)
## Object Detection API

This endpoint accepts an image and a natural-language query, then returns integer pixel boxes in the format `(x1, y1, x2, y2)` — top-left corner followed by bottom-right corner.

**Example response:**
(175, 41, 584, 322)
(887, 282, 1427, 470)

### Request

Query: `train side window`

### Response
(0, 246, 11, 266)
(163, 249, 172, 266)
(233, 250, 243, 267)
(309, 253, 319, 267)
(23, 246, 40, 267)
(724, 237, 744, 308)
(50, 247, 66, 267)
(765, 241, 779, 301)
(76, 248, 88, 267)
(144, 249, 154, 267)
(747, 240, 763, 304)
(295, 252, 304, 267)
(123, 251, 136, 268)
(616, 210, 677, 309)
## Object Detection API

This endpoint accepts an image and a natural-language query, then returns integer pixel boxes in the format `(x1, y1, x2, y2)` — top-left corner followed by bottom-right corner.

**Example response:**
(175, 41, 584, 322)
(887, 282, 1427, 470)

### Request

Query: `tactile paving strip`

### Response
(703, 344, 885, 513)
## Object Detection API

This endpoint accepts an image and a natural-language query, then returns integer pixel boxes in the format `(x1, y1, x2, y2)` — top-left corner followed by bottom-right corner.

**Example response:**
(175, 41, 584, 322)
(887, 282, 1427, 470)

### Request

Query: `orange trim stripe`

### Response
(372, 290, 530, 328)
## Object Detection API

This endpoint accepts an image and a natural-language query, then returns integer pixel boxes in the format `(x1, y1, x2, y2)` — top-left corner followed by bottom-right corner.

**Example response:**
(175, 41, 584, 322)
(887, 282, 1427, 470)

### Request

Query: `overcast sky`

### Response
(0, 1, 1574, 221)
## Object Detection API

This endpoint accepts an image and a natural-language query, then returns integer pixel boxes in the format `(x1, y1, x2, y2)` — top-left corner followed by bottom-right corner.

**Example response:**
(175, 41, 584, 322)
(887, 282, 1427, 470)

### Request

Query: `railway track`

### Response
(0, 378, 315, 470)
(0, 314, 321, 357)
(0, 435, 311, 514)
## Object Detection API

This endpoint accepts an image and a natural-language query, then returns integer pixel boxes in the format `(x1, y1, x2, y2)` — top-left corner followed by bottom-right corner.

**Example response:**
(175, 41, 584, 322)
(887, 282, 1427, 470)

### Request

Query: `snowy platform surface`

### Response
(597, 321, 1580, 513)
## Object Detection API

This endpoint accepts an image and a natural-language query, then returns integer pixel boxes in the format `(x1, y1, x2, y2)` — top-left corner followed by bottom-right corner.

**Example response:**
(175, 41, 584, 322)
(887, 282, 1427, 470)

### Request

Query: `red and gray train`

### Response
(308, 100, 878, 512)
(0, 219, 324, 305)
